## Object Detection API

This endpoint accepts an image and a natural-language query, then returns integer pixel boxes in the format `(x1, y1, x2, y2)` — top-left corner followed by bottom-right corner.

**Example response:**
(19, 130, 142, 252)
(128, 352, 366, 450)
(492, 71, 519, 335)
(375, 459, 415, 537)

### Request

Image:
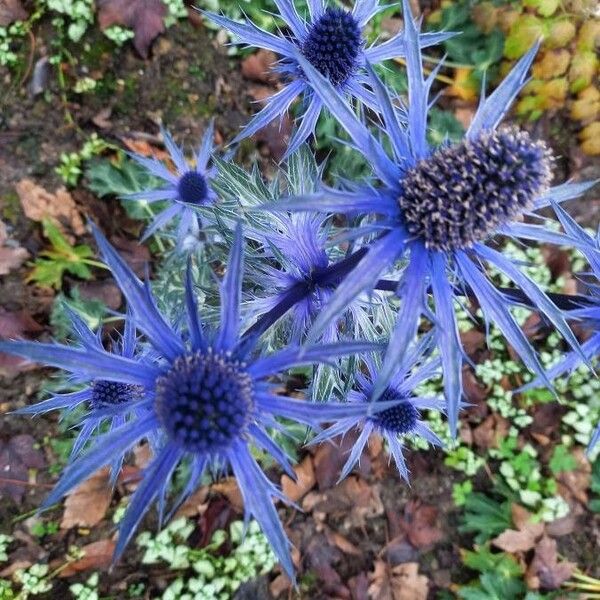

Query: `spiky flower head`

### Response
(124, 124, 218, 249)
(313, 338, 445, 482)
(205, 0, 452, 157)
(400, 128, 553, 252)
(266, 0, 595, 440)
(0, 223, 405, 577)
(13, 307, 148, 479)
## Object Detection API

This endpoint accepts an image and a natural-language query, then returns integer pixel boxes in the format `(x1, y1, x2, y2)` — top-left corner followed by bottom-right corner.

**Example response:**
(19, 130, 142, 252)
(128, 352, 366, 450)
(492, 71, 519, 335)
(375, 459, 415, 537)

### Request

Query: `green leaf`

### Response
(504, 15, 544, 60)
(86, 155, 160, 198)
(462, 545, 523, 577)
(549, 445, 577, 474)
(460, 493, 512, 544)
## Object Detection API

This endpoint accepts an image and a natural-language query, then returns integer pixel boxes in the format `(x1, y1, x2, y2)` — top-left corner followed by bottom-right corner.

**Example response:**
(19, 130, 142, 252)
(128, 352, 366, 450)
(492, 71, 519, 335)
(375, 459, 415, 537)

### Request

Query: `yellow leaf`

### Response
(580, 122, 600, 155)
(446, 67, 478, 101)
(532, 50, 571, 80)
(541, 78, 569, 109)
(571, 86, 600, 121)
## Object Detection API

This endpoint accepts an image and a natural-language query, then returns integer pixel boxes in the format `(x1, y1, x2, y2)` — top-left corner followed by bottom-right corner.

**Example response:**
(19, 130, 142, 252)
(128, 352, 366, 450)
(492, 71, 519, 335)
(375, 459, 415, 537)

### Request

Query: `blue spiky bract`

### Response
(203, 0, 454, 156)
(123, 124, 218, 247)
(0, 222, 411, 578)
(264, 0, 594, 441)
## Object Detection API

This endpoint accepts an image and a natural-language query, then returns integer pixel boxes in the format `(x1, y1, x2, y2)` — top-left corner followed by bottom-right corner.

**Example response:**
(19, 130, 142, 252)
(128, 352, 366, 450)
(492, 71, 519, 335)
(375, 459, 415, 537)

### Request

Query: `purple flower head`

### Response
(265, 0, 596, 438)
(313, 335, 445, 481)
(0, 223, 407, 578)
(124, 124, 218, 249)
(204, 0, 453, 158)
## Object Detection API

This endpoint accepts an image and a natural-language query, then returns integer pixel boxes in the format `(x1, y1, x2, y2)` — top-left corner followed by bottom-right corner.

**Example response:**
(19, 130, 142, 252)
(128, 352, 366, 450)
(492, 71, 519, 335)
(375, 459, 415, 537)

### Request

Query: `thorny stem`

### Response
(241, 246, 593, 343)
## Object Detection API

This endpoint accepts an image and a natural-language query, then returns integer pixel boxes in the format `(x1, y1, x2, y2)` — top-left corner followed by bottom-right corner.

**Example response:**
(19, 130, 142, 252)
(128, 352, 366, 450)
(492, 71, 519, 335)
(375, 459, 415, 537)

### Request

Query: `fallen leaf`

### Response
(97, 0, 167, 58)
(61, 468, 112, 529)
(0, 309, 44, 380)
(473, 414, 510, 449)
(400, 501, 444, 549)
(556, 447, 590, 506)
(492, 524, 544, 553)
(368, 561, 429, 600)
(253, 114, 294, 163)
(122, 138, 170, 161)
(174, 486, 209, 519)
(526, 535, 575, 590)
(58, 540, 115, 577)
(78, 280, 122, 310)
(212, 477, 244, 512)
(0, 219, 28, 276)
(305, 533, 349, 598)
(15, 180, 85, 239)
(492, 504, 544, 552)
(109, 237, 150, 278)
(241, 49, 278, 83)
(281, 455, 315, 503)
(348, 572, 370, 600)
(0, 0, 28, 26)
(545, 514, 575, 537)
(324, 527, 361, 556)
(0, 435, 46, 504)
(313, 430, 361, 490)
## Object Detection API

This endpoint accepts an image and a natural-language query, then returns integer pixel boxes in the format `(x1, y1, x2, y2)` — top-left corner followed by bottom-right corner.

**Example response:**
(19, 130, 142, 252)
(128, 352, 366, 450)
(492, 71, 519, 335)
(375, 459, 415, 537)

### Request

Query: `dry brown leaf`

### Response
(0, 434, 46, 504)
(281, 455, 315, 503)
(15, 180, 85, 238)
(58, 540, 115, 577)
(368, 561, 429, 600)
(492, 524, 544, 553)
(324, 527, 361, 556)
(97, 0, 166, 58)
(398, 501, 444, 550)
(473, 414, 510, 449)
(212, 477, 244, 512)
(493, 504, 544, 553)
(557, 447, 591, 505)
(122, 138, 170, 161)
(0, 0, 28, 26)
(174, 487, 209, 519)
(526, 535, 575, 590)
(0, 219, 28, 276)
(241, 49, 278, 84)
(61, 468, 112, 529)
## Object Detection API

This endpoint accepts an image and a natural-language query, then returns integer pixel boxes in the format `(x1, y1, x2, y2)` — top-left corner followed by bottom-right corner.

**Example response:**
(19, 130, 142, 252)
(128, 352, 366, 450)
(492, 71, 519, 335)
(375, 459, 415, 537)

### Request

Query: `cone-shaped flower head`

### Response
(0, 223, 405, 578)
(265, 0, 596, 438)
(205, 0, 453, 157)
(124, 124, 218, 248)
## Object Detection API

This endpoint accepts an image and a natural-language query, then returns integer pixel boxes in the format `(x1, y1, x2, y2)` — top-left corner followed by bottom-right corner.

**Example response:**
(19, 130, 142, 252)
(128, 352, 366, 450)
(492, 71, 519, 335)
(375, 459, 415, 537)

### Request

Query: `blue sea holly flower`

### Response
(125, 124, 218, 247)
(205, 0, 453, 157)
(267, 0, 596, 437)
(0, 224, 404, 578)
(14, 308, 148, 482)
(522, 204, 600, 453)
(312, 336, 445, 481)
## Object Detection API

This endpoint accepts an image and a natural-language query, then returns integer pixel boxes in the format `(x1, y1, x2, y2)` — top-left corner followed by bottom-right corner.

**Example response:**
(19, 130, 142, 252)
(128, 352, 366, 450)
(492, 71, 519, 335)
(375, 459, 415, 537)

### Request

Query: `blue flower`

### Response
(205, 0, 452, 157)
(14, 308, 149, 483)
(125, 124, 218, 248)
(521, 204, 600, 453)
(313, 335, 445, 481)
(0, 224, 404, 578)
(265, 0, 596, 437)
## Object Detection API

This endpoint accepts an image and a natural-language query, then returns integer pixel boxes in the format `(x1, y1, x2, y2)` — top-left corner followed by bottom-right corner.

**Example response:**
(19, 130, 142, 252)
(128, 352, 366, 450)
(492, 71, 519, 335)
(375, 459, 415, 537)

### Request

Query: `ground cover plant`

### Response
(0, 0, 599, 598)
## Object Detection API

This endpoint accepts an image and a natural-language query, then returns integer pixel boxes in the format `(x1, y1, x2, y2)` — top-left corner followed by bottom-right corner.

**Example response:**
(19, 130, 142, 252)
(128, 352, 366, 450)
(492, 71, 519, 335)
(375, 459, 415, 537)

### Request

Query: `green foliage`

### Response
(28, 219, 101, 290)
(431, 0, 504, 82)
(136, 518, 277, 599)
(13, 564, 53, 597)
(0, 536, 12, 563)
(69, 572, 99, 600)
(0, 21, 28, 67)
(459, 493, 512, 544)
(30, 521, 59, 539)
(549, 444, 577, 474)
(590, 458, 600, 513)
(452, 481, 474, 506)
(50, 290, 107, 342)
(55, 134, 112, 187)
